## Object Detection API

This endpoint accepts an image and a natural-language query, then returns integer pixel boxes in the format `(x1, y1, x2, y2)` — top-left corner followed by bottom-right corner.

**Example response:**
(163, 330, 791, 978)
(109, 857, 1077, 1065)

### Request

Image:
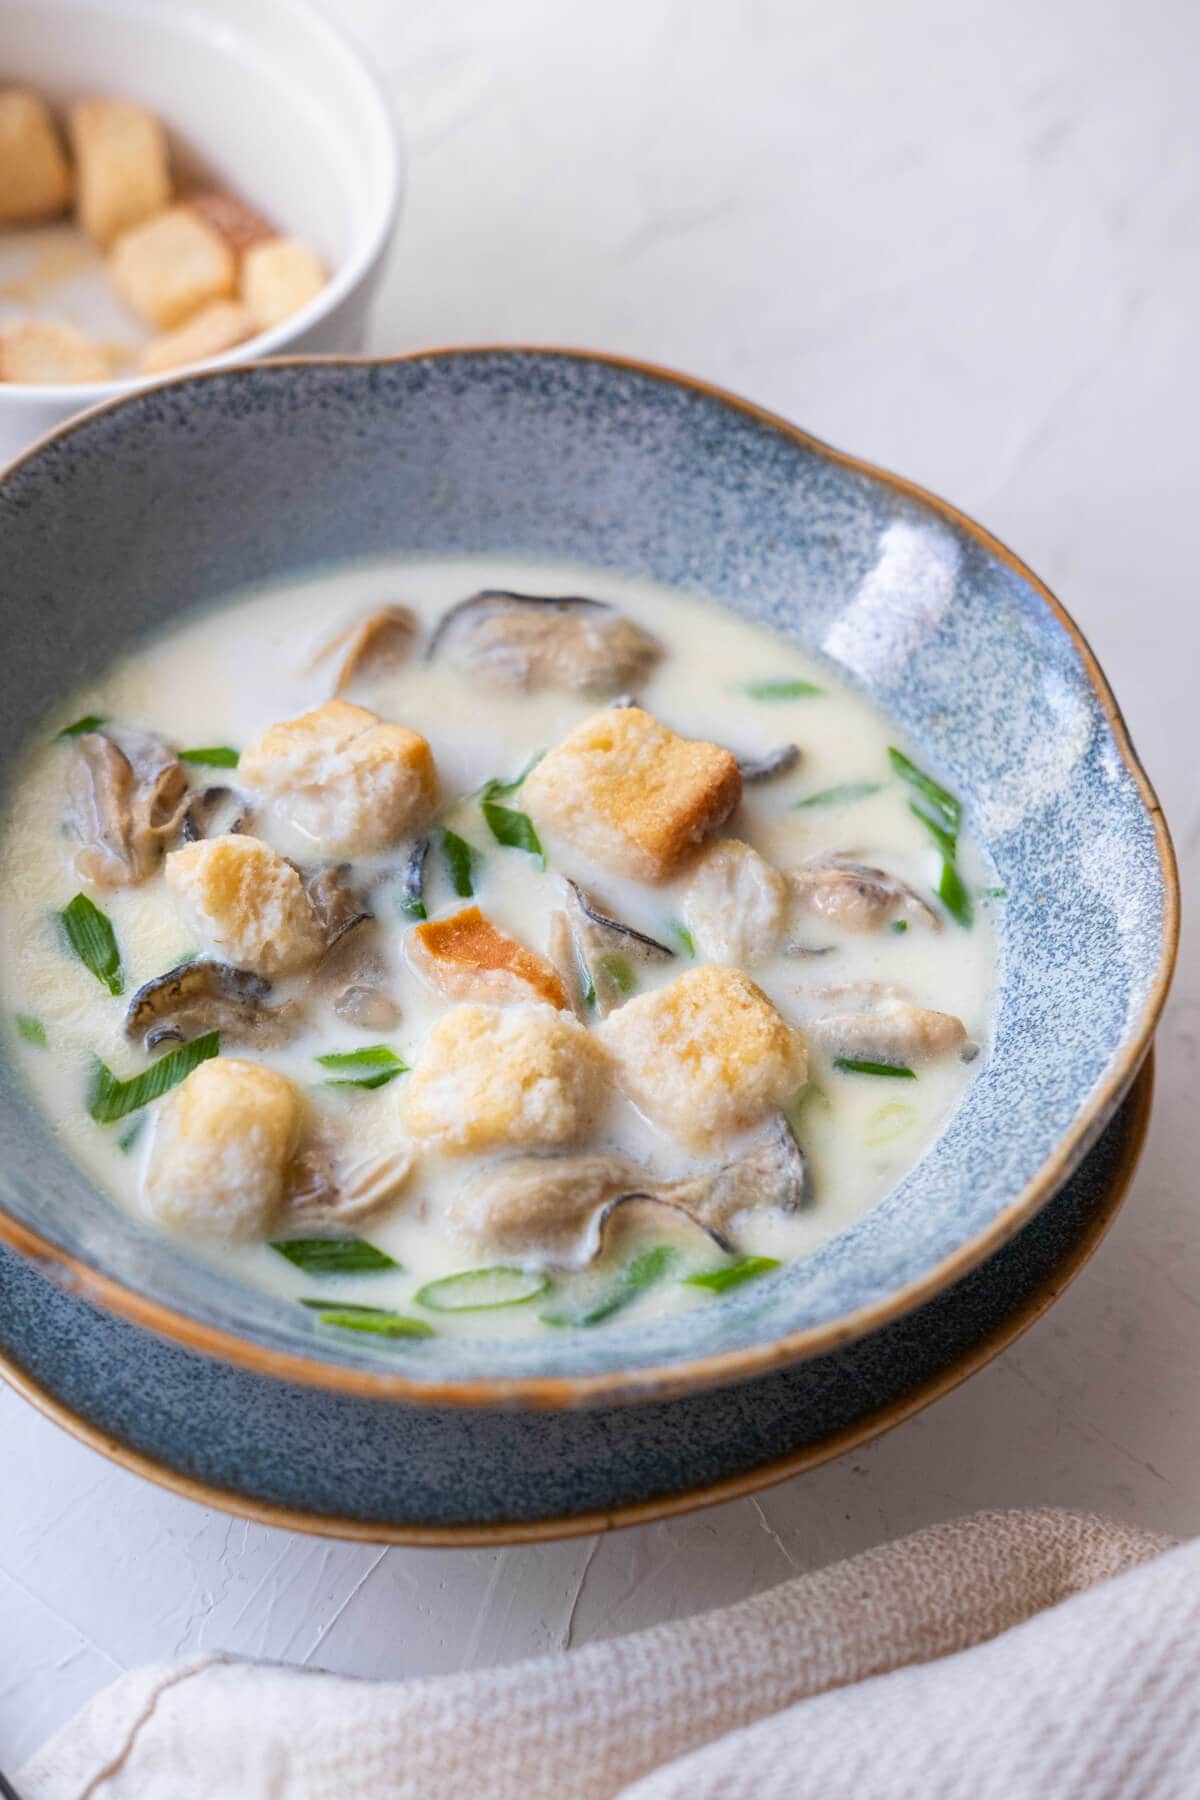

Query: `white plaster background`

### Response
(3, 0, 1198, 1767)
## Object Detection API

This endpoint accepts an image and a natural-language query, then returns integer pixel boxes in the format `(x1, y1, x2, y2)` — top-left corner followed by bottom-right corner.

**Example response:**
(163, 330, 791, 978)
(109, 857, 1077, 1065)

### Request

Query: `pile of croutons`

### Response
(0, 89, 326, 383)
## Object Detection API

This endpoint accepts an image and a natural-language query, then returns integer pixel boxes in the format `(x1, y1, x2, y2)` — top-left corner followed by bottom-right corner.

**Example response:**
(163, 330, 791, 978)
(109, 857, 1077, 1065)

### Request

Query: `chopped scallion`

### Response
(299, 1299, 432, 1339)
(273, 1237, 398, 1275)
(671, 922, 696, 957)
(742, 679, 824, 700)
(542, 1245, 677, 1328)
(832, 1056, 916, 1080)
(416, 1266, 550, 1312)
(59, 893, 123, 996)
(177, 746, 240, 768)
(316, 1045, 405, 1070)
(88, 1031, 219, 1124)
(15, 1013, 46, 1047)
(55, 714, 107, 739)
(937, 856, 974, 928)
(892, 919, 909, 934)
(480, 754, 543, 800)
(887, 747, 961, 837)
(794, 781, 882, 809)
(481, 801, 544, 866)
(442, 829, 478, 898)
(684, 1255, 780, 1294)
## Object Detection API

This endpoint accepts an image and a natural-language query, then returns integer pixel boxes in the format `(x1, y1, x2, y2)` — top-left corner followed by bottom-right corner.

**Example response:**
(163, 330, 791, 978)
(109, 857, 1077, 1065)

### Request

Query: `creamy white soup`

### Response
(0, 556, 999, 1342)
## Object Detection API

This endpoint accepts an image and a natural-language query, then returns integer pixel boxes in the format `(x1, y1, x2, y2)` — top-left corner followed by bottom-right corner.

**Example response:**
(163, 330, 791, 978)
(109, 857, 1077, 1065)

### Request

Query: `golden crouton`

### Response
(241, 236, 326, 329)
(683, 838, 789, 964)
(143, 1057, 301, 1242)
(598, 964, 806, 1147)
(410, 906, 569, 1009)
(164, 834, 324, 976)
(0, 319, 115, 384)
(404, 1002, 607, 1153)
(108, 205, 235, 328)
(522, 706, 741, 883)
(239, 700, 437, 857)
(137, 299, 255, 374)
(68, 98, 171, 246)
(185, 188, 274, 255)
(0, 90, 71, 224)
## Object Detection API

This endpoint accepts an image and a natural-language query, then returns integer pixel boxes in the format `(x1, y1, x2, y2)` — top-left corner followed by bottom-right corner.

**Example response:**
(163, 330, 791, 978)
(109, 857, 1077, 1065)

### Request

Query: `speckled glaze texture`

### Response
(0, 351, 1175, 1399)
(0, 1068, 1148, 1534)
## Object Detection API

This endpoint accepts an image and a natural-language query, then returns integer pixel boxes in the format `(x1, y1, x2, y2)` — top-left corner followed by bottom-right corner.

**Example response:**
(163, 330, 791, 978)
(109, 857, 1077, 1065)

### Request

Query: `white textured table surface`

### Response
(3, 0, 1198, 1768)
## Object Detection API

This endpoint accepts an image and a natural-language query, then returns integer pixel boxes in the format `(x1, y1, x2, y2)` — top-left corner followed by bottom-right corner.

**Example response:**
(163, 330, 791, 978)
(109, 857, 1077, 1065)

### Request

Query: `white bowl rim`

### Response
(0, 0, 404, 402)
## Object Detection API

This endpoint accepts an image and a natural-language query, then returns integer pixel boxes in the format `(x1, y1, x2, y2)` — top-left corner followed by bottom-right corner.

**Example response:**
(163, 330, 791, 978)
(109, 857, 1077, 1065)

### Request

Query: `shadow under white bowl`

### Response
(0, 0, 403, 463)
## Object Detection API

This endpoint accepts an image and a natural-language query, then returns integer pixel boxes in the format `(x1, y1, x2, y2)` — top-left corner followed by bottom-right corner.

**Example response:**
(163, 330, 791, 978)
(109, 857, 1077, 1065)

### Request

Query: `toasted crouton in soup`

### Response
(404, 1003, 608, 1153)
(164, 834, 324, 976)
(143, 1058, 301, 1242)
(522, 706, 742, 883)
(68, 98, 171, 246)
(599, 963, 806, 1148)
(108, 205, 236, 328)
(138, 300, 256, 374)
(0, 320, 115, 384)
(0, 90, 71, 224)
(185, 189, 275, 255)
(242, 237, 326, 329)
(410, 906, 569, 1009)
(239, 700, 437, 857)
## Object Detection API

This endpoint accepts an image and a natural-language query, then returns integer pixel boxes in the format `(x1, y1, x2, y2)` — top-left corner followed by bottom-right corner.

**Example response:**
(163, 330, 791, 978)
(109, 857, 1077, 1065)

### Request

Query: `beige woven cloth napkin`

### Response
(19, 1506, 1196, 1800)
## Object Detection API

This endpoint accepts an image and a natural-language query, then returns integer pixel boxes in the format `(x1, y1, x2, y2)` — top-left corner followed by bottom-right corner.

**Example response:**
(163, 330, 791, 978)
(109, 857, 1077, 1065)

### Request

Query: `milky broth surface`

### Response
(0, 555, 999, 1340)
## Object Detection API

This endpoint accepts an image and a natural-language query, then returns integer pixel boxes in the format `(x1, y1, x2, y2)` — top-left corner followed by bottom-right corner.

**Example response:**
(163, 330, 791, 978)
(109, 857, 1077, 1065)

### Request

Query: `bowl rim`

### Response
(0, 344, 1180, 1410)
(0, 0, 405, 403)
(0, 1054, 1154, 1542)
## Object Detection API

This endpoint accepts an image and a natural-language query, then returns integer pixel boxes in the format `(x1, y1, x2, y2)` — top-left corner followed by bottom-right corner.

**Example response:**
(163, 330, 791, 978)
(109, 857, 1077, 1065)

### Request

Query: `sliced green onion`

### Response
(864, 1101, 919, 1147)
(892, 919, 909, 934)
(56, 714, 107, 739)
(671, 922, 696, 957)
(794, 781, 882, 809)
(583, 979, 597, 1009)
(416, 1265, 550, 1312)
(300, 1299, 432, 1339)
(324, 1069, 405, 1091)
(442, 829, 478, 898)
(481, 801, 544, 866)
(908, 800, 957, 859)
(742, 679, 824, 700)
(543, 1245, 677, 1328)
(59, 893, 123, 996)
(887, 746, 961, 836)
(888, 748, 972, 926)
(937, 856, 974, 928)
(832, 1055, 916, 1080)
(981, 885, 1007, 899)
(178, 746, 240, 768)
(316, 1045, 405, 1071)
(273, 1237, 398, 1275)
(684, 1255, 780, 1294)
(88, 1031, 219, 1124)
(14, 1013, 46, 1047)
(317, 1043, 408, 1090)
(480, 754, 543, 800)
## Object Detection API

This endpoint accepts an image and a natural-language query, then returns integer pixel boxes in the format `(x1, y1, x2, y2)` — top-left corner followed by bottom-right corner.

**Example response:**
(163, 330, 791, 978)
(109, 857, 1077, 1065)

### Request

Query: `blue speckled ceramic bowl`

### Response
(0, 350, 1178, 1412)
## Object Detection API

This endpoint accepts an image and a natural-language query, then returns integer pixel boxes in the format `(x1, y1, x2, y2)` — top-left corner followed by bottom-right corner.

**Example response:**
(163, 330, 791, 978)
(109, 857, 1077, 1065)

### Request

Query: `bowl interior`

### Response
(0, 351, 1174, 1396)
(0, 0, 397, 395)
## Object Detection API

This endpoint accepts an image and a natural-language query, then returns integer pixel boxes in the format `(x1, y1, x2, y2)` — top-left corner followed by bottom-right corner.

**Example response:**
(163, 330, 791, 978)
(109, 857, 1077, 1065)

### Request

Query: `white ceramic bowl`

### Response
(0, 0, 403, 462)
